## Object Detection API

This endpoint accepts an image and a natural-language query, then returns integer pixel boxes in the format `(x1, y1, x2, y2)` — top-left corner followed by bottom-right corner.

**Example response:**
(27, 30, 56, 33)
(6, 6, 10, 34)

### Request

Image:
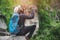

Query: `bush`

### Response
(31, 7, 60, 40)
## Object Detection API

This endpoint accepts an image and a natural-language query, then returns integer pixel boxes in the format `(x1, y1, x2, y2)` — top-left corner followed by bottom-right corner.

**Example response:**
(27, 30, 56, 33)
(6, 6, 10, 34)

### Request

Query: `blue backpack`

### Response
(9, 12, 20, 34)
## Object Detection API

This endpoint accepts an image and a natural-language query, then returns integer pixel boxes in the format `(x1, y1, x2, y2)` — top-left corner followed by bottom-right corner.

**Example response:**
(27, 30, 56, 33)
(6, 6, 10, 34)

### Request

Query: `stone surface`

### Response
(0, 36, 26, 40)
(0, 19, 7, 29)
(13, 36, 26, 40)
(0, 36, 12, 40)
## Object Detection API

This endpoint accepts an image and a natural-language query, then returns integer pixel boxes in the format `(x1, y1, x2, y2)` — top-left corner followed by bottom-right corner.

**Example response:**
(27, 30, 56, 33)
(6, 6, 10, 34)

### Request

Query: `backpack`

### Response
(9, 12, 20, 34)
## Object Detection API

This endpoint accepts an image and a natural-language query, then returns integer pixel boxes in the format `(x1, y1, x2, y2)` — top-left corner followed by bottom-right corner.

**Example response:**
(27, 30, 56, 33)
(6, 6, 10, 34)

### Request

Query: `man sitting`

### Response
(9, 5, 36, 40)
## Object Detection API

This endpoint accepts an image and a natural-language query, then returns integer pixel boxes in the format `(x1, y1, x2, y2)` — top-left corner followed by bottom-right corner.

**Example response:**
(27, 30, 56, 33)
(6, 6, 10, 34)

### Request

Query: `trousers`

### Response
(16, 25, 36, 39)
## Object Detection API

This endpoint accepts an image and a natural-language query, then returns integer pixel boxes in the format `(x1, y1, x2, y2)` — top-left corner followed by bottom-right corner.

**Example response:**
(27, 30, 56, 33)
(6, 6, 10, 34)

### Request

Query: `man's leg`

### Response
(27, 25, 36, 39)
(16, 25, 36, 39)
(22, 25, 36, 39)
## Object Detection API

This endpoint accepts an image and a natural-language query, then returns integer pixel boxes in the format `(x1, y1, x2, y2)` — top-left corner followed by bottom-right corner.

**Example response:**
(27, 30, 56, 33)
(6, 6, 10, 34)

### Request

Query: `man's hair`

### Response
(14, 5, 21, 13)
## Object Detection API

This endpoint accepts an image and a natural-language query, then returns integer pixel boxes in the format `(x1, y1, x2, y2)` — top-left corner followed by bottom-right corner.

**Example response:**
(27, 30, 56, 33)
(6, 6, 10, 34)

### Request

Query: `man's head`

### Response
(14, 5, 21, 12)
(21, 4, 28, 10)
(14, 5, 23, 14)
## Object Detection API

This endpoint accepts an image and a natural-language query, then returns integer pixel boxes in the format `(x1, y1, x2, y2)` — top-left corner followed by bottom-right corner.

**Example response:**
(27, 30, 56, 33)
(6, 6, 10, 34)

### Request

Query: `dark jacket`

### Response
(18, 10, 34, 27)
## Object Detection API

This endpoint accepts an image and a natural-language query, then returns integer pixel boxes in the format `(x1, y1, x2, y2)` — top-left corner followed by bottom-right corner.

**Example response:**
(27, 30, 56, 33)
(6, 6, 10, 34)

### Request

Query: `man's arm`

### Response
(20, 10, 34, 19)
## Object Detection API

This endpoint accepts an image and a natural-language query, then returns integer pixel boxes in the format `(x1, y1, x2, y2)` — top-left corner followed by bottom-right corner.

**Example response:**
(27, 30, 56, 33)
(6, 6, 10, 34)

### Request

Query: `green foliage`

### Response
(0, 0, 13, 30)
(0, 0, 60, 40)
(31, 0, 60, 40)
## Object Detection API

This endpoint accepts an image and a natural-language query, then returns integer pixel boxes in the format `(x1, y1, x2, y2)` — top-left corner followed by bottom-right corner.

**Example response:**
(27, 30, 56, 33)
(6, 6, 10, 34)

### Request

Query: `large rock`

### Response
(0, 36, 12, 40)
(0, 18, 7, 30)
(0, 14, 7, 31)
(13, 36, 26, 40)
(0, 14, 7, 36)
(0, 36, 26, 40)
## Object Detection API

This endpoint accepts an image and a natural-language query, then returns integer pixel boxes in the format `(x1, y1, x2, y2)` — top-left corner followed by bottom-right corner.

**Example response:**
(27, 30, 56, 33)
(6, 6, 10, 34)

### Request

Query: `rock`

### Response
(13, 36, 26, 40)
(0, 32, 10, 36)
(0, 36, 12, 40)
(0, 36, 26, 40)
(0, 18, 7, 30)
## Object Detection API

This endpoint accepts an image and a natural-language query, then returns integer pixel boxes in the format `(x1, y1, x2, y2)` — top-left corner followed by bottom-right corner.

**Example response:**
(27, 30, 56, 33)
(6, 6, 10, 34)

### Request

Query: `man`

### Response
(25, 5, 39, 35)
(9, 6, 21, 34)
(16, 5, 36, 40)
